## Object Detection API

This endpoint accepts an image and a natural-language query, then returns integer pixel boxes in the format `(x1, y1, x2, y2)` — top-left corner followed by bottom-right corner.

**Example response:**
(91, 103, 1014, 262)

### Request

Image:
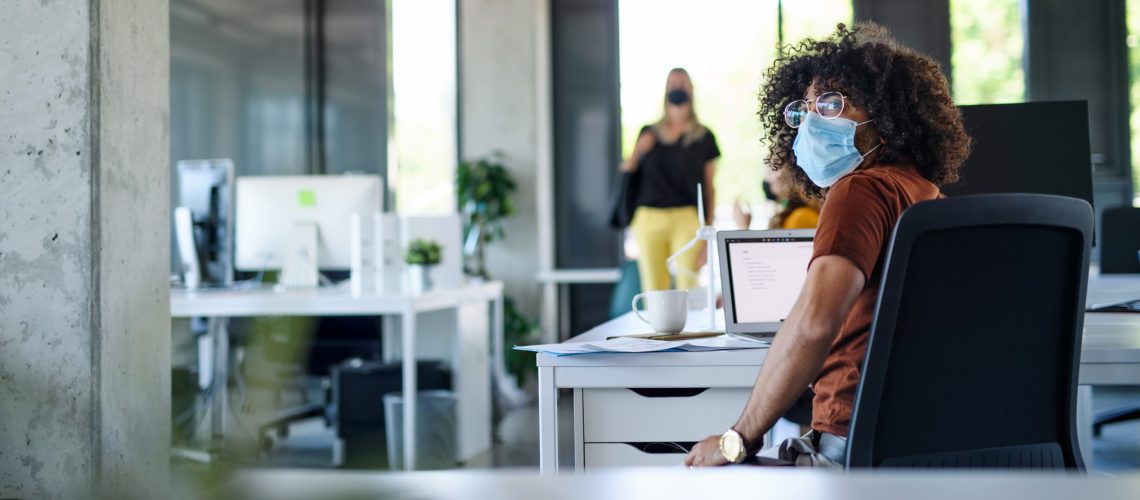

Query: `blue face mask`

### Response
(792, 113, 881, 188)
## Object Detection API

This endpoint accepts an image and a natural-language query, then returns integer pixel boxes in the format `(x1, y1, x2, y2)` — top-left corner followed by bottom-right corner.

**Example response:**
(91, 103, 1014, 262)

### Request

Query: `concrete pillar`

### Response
(0, 1, 170, 498)
(458, 0, 544, 320)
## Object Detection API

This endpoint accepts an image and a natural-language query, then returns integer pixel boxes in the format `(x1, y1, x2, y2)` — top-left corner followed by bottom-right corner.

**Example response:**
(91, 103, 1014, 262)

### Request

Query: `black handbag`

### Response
(608, 168, 641, 229)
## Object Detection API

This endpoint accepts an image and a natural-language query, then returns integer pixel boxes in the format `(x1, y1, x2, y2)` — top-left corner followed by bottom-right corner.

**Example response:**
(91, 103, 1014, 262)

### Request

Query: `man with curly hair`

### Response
(685, 22, 971, 467)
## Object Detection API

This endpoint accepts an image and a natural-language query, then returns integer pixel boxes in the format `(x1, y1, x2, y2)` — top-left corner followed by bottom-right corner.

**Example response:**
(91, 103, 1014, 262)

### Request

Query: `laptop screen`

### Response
(724, 235, 814, 324)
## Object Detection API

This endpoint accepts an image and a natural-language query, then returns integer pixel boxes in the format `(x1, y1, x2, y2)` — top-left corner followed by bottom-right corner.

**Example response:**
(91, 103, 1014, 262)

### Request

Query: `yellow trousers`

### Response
(630, 206, 702, 292)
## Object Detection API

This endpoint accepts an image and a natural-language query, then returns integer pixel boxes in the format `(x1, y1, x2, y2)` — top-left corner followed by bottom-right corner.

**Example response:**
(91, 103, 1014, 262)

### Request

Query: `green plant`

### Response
(457, 152, 539, 388)
(405, 239, 442, 266)
(457, 152, 518, 278)
(457, 152, 517, 243)
(502, 297, 540, 388)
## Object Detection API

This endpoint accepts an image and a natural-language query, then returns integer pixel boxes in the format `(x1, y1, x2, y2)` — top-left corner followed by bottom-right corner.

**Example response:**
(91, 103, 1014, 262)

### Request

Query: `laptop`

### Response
(717, 229, 815, 342)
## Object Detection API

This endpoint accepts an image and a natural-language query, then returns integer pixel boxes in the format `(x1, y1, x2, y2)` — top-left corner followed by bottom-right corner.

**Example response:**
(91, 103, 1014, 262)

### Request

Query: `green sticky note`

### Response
(297, 189, 316, 207)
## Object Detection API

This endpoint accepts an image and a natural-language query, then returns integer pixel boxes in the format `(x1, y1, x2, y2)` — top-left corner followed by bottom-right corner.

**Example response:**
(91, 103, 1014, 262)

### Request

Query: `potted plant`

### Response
(405, 239, 442, 294)
(457, 152, 517, 278)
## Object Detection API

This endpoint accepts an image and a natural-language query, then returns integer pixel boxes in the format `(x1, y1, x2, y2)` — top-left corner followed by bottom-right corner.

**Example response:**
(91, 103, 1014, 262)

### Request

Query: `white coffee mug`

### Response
(631, 290, 689, 334)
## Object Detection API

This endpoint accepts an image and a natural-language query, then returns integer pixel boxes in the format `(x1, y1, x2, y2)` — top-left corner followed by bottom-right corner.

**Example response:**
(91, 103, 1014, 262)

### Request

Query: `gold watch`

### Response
(719, 428, 748, 463)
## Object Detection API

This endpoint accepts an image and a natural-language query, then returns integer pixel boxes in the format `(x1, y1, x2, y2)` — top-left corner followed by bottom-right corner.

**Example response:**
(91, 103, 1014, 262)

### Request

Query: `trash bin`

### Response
(331, 359, 451, 469)
(383, 390, 457, 470)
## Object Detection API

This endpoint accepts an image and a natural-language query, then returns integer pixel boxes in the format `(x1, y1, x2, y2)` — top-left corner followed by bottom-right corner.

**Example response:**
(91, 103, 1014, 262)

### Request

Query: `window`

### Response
(1129, 0, 1140, 199)
(950, 0, 1026, 105)
(618, 0, 851, 224)
(390, 0, 458, 214)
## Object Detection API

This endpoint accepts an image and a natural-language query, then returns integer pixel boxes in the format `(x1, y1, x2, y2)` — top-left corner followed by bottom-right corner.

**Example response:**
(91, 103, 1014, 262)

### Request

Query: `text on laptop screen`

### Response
(725, 237, 814, 324)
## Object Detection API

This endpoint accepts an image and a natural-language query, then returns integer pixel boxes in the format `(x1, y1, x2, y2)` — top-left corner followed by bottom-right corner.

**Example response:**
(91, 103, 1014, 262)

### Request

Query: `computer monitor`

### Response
(943, 101, 1094, 210)
(235, 175, 383, 272)
(176, 159, 235, 286)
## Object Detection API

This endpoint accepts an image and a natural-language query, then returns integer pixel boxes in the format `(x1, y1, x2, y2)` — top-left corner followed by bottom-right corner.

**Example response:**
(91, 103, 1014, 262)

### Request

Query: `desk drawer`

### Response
(582, 387, 749, 443)
(583, 443, 686, 469)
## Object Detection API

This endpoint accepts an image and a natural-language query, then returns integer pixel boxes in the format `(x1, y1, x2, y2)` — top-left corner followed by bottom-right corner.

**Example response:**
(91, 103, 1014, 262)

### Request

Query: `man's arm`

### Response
(684, 255, 865, 466)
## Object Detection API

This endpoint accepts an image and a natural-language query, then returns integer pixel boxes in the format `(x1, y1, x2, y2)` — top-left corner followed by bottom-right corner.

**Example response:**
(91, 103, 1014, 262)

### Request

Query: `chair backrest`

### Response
(846, 194, 1092, 470)
(1099, 205, 1140, 274)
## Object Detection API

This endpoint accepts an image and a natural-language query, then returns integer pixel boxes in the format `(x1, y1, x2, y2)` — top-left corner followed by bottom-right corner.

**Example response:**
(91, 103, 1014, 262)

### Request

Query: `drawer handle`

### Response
(628, 388, 709, 398)
(623, 442, 697, 454)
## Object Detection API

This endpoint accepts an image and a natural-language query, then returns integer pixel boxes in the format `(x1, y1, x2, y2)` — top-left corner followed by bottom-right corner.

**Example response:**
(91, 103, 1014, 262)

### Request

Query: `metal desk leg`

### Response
(402, 307, 418, 470)
(491, 296, 505, 385)
(210, 317, 229, 443)
(538, 366, 558, 475)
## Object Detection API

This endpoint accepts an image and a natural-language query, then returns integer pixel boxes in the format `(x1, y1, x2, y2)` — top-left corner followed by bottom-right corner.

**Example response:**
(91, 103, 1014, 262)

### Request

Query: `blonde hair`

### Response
(652, 67, 708, 147)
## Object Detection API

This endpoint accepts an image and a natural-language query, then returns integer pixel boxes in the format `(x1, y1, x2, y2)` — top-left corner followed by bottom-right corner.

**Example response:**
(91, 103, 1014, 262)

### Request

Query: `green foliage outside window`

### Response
(1128, 0, 1140, 197)
(950, 0, 1026, 105)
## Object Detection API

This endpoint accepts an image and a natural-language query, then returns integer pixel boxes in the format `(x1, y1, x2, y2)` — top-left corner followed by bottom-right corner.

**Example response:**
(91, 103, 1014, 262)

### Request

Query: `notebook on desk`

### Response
(717, 229, 815, 342)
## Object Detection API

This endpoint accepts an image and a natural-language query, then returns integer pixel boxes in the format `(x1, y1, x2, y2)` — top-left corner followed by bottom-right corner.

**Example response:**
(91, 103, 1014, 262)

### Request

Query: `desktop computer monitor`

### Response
(235, 175, 383, 272)
(943, 101, 1094, 210)
(176, 159, 235, 286)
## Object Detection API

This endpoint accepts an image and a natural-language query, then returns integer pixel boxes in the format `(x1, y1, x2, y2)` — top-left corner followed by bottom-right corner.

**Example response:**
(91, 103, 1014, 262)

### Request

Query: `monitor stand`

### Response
(278, 222, 319, 289)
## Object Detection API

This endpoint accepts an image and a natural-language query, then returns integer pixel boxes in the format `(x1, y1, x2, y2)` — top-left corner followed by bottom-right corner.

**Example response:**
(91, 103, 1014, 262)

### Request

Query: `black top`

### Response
(634, 125, 720, 208)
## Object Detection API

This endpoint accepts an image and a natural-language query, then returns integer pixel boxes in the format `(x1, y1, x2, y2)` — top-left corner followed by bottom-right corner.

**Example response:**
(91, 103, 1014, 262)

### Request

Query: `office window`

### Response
(779, 0, 853, 48)
(1130, 0, 1140, 199)
(618, 0, 851, 222)
(390, 0, 458, 214)
(950, 0, 1026, 105)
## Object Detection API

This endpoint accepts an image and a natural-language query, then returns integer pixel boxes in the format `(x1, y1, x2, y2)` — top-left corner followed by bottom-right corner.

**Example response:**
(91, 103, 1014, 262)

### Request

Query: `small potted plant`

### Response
(405, 239, 443, 294)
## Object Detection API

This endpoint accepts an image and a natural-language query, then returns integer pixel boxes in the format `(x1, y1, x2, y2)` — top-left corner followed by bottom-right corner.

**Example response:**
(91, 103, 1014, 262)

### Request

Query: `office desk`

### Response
(231, 468, 1140, 500)
(171, 281, 503, 470)
(536, 275, 1140, 474)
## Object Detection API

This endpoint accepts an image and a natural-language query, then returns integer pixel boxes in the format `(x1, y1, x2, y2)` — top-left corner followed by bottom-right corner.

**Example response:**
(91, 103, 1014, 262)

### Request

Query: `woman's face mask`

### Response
(791, 113, 881, 187)
(667, 89, 690, 106)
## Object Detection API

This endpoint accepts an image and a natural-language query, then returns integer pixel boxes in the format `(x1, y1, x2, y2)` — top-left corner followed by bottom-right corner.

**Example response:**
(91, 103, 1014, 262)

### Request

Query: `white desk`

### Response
(230, 468, 1140, 500)
(536, 274, 1140, 474)
(171, 281, 504, 470)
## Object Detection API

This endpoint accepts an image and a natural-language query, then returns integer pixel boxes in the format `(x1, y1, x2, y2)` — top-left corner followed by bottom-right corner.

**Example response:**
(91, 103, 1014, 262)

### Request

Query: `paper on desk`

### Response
(513, 335, 766, 357)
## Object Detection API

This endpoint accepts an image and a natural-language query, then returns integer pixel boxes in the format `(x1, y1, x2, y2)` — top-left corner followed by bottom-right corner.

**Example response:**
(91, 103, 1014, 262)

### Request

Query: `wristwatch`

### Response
(719, 428, 748, 463)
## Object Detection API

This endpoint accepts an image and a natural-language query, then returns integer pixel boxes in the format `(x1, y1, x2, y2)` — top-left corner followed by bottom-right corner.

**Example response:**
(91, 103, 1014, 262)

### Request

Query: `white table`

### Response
(536, 274, 1140, 474)
(171, 281, 504, 470)
(230, 468, 1140, 500)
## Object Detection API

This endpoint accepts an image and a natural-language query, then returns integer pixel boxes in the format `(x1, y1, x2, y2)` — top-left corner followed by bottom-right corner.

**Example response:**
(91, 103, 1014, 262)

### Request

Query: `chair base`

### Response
(1092, 404, 1140, 437)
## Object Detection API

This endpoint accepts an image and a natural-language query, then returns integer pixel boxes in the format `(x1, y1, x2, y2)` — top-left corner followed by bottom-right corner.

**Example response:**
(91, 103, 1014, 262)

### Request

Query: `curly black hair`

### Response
(758, 22, 971, 197)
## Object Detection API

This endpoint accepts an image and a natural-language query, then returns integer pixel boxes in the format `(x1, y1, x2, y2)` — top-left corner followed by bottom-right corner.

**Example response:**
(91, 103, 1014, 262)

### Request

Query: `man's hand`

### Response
(683, 434, 729, 467)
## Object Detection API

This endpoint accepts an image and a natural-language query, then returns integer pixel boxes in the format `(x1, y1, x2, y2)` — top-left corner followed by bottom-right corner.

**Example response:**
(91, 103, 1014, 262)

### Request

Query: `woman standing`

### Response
(621, 68, 720, 292)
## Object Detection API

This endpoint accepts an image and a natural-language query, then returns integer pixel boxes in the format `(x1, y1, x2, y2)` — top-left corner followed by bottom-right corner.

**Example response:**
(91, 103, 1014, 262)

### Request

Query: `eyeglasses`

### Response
(783, 91, 848, 128)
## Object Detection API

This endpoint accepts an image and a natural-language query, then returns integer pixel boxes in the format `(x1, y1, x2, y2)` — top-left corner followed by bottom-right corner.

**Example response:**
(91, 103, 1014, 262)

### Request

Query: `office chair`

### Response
(1098, 206, 1140, 274)
(846, 194, 1092, 469)
(1091, 206, 1140, 435)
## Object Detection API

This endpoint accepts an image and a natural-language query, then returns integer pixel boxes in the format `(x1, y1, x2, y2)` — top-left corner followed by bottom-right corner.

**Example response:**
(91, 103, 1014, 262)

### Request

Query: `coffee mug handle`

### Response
(632, 293, 650, 324)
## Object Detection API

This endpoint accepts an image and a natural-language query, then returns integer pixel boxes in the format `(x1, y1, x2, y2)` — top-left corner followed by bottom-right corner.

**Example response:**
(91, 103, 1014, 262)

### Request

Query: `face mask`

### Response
(761, 179, 779, 202)
(667, 89, 690, 105)
(792, 113, 882, 188)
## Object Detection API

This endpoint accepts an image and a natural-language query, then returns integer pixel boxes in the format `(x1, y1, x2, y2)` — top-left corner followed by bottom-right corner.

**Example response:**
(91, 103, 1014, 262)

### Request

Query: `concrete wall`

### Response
(0, 0, 170, 497)
(459, 0, 544, 319)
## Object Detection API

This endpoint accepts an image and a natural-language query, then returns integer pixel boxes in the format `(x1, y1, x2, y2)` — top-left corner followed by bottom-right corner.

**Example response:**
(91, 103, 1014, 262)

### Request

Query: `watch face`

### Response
(720, 430, 744, 462)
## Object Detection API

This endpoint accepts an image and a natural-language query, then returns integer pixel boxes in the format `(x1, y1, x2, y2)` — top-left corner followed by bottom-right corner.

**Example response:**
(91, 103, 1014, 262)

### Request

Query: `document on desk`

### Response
(514, 336, 767, 357)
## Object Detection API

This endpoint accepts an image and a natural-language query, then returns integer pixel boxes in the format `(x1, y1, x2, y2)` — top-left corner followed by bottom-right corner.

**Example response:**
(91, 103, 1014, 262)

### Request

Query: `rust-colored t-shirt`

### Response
(809, 165, 940, 436)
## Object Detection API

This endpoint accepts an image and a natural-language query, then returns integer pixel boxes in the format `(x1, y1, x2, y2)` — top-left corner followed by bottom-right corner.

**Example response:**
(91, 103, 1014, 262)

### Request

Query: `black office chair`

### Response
(1098, 206, 1140, 274)
(1091, 206, 1140, 435)
(846, 194, 1092, 469)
